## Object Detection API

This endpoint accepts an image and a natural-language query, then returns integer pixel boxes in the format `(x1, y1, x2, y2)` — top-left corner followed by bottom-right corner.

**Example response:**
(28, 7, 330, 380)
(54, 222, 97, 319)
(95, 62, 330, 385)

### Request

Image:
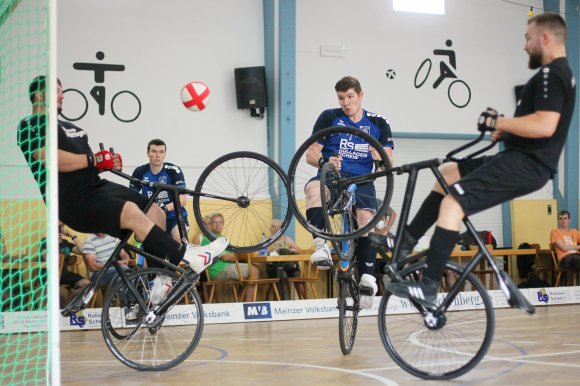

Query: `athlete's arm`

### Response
(58, 149, 91, 172)
(31, 147, 46, 166)
(496, 110, 560, 139)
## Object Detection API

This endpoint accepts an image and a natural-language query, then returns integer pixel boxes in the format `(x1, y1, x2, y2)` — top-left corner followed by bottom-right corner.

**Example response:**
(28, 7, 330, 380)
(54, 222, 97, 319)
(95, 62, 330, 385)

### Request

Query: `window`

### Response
(393, 0, 445, 15)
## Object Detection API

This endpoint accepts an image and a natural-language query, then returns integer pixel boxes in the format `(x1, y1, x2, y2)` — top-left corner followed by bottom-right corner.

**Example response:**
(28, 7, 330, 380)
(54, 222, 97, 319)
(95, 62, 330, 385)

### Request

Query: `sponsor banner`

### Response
(2, 286, 580, 333)
(0, 311, 47, 333)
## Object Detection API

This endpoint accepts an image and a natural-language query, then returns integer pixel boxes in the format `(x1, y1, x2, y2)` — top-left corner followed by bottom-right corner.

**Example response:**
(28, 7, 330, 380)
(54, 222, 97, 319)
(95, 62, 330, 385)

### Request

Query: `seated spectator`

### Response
(374, 200, 397, 236)
(266, 219, 302, 280)
(58, 223, 90, 307)
(192, 215, 211, 245)
(83, 233, 132, 285)
(550, 210, 580, 269)
(202, 212, 259, 302)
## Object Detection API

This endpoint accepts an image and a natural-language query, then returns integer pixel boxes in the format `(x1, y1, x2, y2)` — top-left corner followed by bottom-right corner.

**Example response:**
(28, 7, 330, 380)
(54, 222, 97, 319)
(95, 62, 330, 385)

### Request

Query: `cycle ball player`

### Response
(305, 76, 394, 309)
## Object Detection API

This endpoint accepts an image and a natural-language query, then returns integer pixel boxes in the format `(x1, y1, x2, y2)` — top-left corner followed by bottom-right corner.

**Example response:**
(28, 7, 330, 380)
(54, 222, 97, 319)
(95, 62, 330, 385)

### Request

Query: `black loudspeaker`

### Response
(514, 85, 525, 101)
(234, 66, 268, 117)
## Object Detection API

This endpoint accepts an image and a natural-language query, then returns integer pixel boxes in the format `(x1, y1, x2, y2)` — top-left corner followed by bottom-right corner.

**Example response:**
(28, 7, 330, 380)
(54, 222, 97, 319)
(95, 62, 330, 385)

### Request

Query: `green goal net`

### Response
(0, 0, 51, 384)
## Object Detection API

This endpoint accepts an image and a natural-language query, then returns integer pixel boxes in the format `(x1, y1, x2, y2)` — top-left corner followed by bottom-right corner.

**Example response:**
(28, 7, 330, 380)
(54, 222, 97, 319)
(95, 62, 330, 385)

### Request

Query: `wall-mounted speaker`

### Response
(234, 66, 267, 118)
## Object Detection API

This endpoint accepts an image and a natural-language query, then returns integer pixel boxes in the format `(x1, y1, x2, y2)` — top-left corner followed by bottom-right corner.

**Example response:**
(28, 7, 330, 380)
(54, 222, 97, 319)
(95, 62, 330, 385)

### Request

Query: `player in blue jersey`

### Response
(130, 139, 189, 243)
(305, 76, 394, 309)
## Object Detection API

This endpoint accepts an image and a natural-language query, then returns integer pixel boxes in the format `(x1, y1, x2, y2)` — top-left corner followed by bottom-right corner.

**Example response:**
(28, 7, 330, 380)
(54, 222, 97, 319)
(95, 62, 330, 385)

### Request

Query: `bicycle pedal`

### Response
(359, 285, 374, 296)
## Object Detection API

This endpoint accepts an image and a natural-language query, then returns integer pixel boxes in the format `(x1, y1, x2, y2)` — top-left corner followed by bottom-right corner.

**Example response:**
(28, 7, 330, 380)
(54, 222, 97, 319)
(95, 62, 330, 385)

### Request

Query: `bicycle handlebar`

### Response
(445, 132, 497, 163)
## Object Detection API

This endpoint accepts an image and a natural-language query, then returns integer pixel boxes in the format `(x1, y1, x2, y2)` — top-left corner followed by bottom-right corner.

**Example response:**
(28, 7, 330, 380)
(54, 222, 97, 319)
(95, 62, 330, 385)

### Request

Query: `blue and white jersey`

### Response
(313, 108, 394, 176)
(130, 162, 188, 220)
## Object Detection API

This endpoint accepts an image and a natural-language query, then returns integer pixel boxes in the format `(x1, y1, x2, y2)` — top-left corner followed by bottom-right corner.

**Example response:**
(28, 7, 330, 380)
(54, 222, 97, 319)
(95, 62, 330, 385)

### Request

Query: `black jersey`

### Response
(57, 120, 102, 198)
(17, 114, 46, 201)
(504, 57, 576, 174)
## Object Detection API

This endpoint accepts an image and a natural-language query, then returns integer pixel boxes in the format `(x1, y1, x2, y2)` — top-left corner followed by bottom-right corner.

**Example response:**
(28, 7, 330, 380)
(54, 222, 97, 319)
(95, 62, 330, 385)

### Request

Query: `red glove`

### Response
(113, 153, 123, 171)
(94, 150, 114, 169)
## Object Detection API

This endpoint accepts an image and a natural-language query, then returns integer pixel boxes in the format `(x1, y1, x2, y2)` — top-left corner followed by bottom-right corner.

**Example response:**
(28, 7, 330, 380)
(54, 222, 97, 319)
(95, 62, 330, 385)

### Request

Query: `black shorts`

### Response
(59, 179, 149, 238)
(451, 150, 551, 216)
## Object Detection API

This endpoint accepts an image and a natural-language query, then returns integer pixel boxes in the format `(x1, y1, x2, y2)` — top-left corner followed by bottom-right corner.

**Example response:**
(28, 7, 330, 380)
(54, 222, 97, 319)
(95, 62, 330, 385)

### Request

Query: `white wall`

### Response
(56, 0, 267, 188)
(296, 0, 543, 140)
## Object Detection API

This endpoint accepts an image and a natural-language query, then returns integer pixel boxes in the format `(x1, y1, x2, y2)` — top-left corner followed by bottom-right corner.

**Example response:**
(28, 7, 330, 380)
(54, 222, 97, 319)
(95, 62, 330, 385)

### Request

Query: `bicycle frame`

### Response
(62, 167, 236, 316)
(379, 132, 508, 313)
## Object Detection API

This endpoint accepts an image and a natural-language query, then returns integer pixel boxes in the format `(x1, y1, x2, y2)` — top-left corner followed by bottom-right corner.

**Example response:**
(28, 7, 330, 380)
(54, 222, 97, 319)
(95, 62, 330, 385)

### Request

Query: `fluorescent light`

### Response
(393, 0, 445, 15)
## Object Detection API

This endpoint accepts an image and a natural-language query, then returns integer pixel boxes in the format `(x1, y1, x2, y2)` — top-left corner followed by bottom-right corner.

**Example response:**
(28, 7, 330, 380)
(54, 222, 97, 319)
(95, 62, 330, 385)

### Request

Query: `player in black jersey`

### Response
(19, 76, 228, 277)
(388, 13, 576, 307)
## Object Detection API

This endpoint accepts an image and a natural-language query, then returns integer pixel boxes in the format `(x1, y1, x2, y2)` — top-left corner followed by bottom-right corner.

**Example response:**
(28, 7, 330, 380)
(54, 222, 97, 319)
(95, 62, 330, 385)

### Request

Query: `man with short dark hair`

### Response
(19, 76, 228, 290)
(388, 13, 576, 308)
(130, 139, 189, 243)
(550, 210, 580, 269)
(305, 75, 395, 309)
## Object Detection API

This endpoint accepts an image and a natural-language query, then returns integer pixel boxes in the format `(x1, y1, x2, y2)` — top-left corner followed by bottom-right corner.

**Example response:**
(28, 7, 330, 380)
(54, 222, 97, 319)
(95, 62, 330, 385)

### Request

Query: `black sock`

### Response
(424, 226, 459, 282)
(306, 207, 325, 239)
(142, 225, 185, 268)
(407, 191, 444, 239)
(356, 237, 376, 276)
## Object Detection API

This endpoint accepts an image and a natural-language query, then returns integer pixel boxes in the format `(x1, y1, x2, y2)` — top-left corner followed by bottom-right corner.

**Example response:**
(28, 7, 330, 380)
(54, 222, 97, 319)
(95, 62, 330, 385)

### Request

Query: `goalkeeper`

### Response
(18, 76, 227, 275)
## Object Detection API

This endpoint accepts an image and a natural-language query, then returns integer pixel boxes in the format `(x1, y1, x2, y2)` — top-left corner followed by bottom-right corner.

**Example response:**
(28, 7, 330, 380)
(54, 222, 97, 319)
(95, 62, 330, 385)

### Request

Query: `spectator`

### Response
(202, 212, 259, 302)
(266, 219, 301, 280)
(550, 210, 580, 269)
(82, 233, 132, 285)
(58, 223, 90, 307)
(374, 200, 397, 236)
(192, 215, 211, 245)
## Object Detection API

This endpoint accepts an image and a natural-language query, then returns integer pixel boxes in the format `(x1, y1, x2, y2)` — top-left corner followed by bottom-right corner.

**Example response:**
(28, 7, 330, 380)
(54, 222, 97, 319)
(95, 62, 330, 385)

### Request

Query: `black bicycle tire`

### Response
(101, 268, 204, 371)
(338, 272, 360, 355)
(192, 151, 291, 252)
(288, 126, 394, 240)
(378, 261, 495, 380)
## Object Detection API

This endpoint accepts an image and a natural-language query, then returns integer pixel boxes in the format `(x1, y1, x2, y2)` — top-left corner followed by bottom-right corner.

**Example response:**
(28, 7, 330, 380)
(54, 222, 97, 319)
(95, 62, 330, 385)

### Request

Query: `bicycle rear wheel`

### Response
(378, 262, 494, 380)
(101, 268, 204, 371)
(193, 151, 291, 252)
(338, 267, 360, 355)
(288, 126, 393, 240)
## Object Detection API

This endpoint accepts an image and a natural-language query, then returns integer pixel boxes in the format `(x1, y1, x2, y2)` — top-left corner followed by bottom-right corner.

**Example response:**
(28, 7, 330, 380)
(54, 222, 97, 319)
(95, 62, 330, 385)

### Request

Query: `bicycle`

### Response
(287, 126, 394, 354)
(62, 148, 291, 371)
(365, 132, 534, 380)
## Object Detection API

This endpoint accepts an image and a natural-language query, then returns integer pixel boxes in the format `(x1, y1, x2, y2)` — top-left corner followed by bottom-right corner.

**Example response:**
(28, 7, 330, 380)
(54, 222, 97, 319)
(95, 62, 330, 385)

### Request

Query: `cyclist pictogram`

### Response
(414, 39, 471, 108)
(61, 51, 142, 123)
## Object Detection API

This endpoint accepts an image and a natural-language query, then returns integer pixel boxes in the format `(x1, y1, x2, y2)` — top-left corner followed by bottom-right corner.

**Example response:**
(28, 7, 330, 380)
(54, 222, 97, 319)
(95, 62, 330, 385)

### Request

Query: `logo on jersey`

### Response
(338, 138, 370, 160)
(359, 125, 370, 134)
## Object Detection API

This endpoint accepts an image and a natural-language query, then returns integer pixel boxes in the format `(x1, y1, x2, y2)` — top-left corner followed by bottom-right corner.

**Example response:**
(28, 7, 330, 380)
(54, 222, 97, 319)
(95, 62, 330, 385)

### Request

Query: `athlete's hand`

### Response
(94, 149, 114, 169)
(329, 154, 342, 171)
(112, 153, 123, 171)
(477, 107, 499, 132)
(369, 146, 380, 161)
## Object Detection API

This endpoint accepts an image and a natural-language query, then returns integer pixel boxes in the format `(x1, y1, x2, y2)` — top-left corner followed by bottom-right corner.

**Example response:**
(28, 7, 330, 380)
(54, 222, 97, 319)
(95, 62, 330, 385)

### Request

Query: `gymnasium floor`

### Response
(59, 304, 580, 385)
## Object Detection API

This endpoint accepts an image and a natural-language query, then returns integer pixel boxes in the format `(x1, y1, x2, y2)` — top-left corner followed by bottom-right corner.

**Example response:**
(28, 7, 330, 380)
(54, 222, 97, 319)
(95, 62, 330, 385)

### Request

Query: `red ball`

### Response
(180, 81, 211, 111)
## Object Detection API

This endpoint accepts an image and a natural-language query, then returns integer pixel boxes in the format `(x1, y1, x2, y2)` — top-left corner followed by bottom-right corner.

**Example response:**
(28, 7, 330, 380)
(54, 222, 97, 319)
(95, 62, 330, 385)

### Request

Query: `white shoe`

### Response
(310, 237, 333, 270)
(151, 275, 173, 305)
(359, 273, 378, 310)
(125, 304, 140, 322)
(183, 237, 229, 274)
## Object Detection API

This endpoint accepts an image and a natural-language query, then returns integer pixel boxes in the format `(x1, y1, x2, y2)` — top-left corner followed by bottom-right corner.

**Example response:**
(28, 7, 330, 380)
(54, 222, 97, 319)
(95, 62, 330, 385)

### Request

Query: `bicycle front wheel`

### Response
(378, 262, 494, 380)
(101, 268, 204, 371)
(338, 268, 360, 355)
(193, 151, 291, 252)
(288, 126, 393, 240)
